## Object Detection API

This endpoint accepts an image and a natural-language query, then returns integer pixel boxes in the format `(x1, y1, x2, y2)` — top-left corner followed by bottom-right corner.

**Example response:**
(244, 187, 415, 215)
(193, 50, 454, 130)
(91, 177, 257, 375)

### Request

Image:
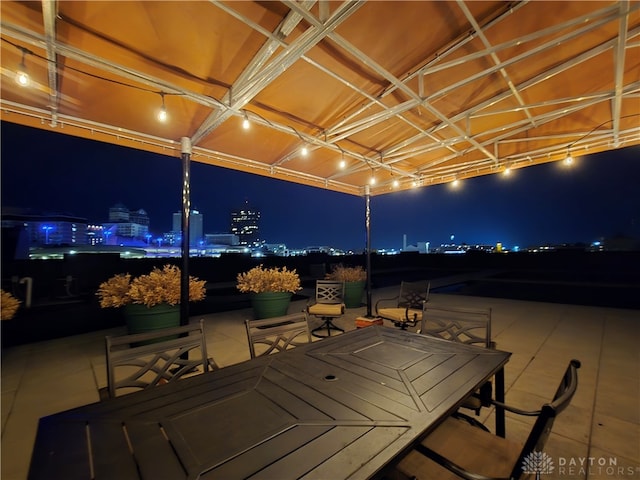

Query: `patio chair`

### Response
(245, 312, 312, 358)
(104, 319, 217, 398)
(419, 304, 494, 418)
(392, 359, 581, 480)
(307, 280, 346, 337)
(375, 280, 430, 329)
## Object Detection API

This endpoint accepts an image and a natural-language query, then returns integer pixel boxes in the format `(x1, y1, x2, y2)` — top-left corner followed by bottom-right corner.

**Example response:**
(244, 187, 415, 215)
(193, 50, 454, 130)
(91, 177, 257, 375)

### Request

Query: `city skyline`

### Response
(2, 122, 639, 251)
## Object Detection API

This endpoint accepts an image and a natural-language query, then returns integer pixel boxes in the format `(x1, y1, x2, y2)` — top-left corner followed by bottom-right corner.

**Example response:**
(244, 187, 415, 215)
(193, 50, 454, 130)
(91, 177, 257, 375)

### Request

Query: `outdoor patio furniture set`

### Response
(28, 279, 581, 479)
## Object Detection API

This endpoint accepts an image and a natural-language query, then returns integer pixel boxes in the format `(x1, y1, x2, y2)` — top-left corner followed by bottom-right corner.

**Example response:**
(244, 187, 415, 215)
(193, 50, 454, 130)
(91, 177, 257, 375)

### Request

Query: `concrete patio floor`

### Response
(2, 286, 639, 480)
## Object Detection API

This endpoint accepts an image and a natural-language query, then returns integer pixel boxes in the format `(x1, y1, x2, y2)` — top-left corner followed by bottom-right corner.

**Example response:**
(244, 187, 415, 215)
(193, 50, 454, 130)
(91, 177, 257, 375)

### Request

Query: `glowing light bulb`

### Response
(157, 105, 168, 122)
(15, 67, 29, 87)
(301, 146, 308, 156)
(242, 117, 250, 130)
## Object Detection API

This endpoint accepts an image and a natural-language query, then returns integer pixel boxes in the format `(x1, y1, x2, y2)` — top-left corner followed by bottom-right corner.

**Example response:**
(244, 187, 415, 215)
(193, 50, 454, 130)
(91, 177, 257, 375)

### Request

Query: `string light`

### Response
(15, 48, 30, 87)
(301, 145, 309, 157)
(157, 92, 168, 122)
(242, 111, 250, 130)
(564, 147, 573, 165)
(338, 148, 346, 169)
(503, 166, 511, 176)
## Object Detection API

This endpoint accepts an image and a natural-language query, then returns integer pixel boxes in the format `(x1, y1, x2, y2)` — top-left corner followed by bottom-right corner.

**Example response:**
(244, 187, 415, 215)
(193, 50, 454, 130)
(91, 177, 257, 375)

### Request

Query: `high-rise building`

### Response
(230, 201, 260, 246)
(108, 203, 130, 222)
(103, 204, 149, 243)
(172, 210, 204, 246)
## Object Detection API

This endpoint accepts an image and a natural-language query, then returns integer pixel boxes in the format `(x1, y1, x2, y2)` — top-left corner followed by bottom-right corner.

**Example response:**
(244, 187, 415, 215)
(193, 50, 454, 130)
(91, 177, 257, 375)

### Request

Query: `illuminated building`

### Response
(103, 204, 150, 242)
(1, 210, 87, 247)
(230, 201, 260, 246)
(86, 224, 104, 245)
(172, 210, 204, 247)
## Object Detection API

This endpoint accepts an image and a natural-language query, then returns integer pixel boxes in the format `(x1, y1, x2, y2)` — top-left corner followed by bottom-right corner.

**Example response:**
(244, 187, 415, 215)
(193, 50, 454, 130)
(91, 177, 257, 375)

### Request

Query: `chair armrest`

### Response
(402, 306, 421, 326)
(414, 443, 509, 480)
(374, 295, 399, 312)
(490, 399, 541, 417)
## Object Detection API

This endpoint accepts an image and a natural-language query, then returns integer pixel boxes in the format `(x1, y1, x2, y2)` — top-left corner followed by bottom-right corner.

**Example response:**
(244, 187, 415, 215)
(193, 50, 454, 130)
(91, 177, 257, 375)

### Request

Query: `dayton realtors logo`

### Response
(522, 451, 555, 478)
(522, 450, 640, 478)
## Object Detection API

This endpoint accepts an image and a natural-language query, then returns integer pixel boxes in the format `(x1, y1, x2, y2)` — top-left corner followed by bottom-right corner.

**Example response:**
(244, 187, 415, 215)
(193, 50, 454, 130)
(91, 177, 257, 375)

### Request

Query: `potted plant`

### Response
(1, 290, 21, 321)
(96, 264, 206, 334)
(326, 264, 367, 308)
(236, 264, 301, 319)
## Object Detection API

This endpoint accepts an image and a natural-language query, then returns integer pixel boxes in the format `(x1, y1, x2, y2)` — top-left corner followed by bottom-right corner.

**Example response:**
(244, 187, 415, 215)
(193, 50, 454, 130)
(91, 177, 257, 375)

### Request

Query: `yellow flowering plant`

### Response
(97, 264, 206, 308)
(1, 289, 21, 320)
(236, 265, 301, 294)
(326, 264, 367, 282)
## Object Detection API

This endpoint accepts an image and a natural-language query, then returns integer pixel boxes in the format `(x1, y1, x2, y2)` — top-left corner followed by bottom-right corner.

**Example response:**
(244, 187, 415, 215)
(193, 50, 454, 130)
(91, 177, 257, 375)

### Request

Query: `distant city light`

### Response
(42, 225, 54, 244)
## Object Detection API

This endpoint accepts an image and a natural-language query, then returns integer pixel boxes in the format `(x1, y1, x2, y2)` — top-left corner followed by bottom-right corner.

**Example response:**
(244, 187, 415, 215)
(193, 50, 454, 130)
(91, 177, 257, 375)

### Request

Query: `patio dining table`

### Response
(28, 326, 510, 480)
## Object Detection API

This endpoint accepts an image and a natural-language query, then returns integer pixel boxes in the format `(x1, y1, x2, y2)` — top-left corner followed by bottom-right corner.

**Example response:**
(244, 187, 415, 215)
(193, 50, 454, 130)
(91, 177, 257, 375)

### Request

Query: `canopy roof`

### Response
(1, 1, 639, 196)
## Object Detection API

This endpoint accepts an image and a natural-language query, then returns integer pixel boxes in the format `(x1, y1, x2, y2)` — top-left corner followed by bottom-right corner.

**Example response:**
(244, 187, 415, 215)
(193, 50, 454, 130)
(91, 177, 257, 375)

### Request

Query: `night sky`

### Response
(2, 121, 639, 251)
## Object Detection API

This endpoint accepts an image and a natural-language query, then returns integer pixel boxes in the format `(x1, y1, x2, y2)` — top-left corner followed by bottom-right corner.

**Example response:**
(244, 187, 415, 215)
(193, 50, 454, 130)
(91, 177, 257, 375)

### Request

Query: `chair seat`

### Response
(377, 307, 421, 323)
(308, 303, 344, 316)
(395, 416, 521, 480)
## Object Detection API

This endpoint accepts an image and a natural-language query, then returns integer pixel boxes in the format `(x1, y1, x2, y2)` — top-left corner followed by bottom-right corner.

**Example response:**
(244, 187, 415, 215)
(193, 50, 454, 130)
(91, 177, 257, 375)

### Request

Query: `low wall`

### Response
(2, 251, 638, 347)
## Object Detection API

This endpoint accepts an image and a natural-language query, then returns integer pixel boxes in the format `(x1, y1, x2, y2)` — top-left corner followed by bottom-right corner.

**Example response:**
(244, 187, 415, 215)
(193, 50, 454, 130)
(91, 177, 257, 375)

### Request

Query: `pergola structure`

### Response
(1, 1, 639, 197)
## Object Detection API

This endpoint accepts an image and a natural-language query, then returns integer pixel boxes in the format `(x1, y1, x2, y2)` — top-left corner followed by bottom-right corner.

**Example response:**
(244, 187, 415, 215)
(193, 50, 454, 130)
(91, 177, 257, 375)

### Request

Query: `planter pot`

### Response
(250, 292, 292, 319)
(124, 303, 180, 343)
(343, 281, 366, 308)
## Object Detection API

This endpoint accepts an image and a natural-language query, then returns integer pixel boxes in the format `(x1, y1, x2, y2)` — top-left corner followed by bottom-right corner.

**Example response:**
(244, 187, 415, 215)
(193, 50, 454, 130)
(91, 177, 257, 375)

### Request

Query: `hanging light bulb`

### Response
(242, 111, 250, 130)
(564, 148, 574, 166)
(392, 178, 399, 188)
(301, 145, 309, 157)
(157, 92, 168, 122)
(451, 178, 460, 188)
(369, 173, 376, 185)
(503, 167, 511, 176)
(15, 50, 30, 87)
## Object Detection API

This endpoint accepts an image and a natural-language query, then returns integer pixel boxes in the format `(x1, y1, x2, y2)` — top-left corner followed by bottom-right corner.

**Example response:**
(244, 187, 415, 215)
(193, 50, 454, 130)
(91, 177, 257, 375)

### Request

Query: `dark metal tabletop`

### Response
(28, 326, 510, 480)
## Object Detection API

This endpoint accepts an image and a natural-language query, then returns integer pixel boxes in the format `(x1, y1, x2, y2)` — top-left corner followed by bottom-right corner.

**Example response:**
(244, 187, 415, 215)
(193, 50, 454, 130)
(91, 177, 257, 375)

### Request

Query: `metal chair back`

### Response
(105, 319, 215, 398)
(314, 280, 345, 304)
(420, 304, 493, 348)
(245, 312, 312, 358)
